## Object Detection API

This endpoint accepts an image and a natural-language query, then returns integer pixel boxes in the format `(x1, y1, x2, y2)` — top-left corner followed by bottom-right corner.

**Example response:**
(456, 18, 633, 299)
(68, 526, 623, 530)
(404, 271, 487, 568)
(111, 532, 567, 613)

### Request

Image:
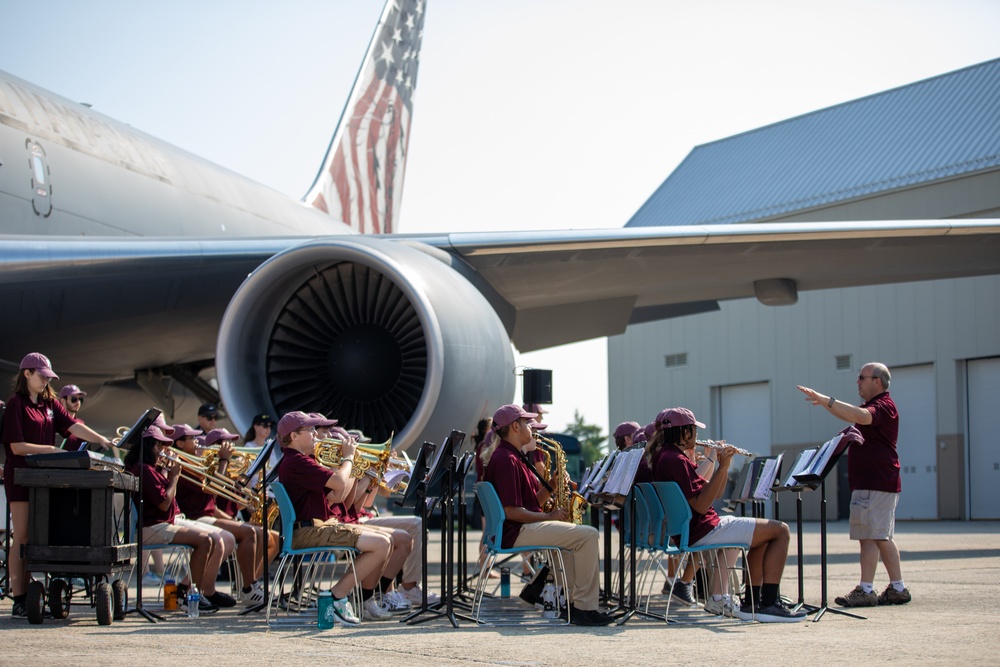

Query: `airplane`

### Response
(2, 0, 999, 453)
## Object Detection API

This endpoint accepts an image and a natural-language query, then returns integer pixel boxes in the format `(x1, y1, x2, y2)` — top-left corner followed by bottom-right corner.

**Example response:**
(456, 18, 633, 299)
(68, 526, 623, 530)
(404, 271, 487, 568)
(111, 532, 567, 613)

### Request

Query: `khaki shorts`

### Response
(292, 519, 364, 550)
(141, 522, 183, 545)
(849, 489, 899, 540)
(692, 515, 756, 548)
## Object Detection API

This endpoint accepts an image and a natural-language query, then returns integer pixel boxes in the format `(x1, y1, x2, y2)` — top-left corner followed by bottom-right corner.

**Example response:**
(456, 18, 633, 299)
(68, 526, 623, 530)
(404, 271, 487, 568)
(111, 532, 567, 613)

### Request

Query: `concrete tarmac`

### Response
(2, 519, 998, 666)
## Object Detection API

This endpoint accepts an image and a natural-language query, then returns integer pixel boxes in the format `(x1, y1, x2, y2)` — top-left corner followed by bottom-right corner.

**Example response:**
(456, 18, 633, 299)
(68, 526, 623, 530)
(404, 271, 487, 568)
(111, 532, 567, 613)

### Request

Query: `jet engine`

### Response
(216, 236, 515, 452)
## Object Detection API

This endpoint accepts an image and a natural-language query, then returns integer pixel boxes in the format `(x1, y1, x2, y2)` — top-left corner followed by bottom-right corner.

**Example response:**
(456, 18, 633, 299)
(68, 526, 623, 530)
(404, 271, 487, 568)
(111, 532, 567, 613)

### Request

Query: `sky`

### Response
(2, 0, 999, 438)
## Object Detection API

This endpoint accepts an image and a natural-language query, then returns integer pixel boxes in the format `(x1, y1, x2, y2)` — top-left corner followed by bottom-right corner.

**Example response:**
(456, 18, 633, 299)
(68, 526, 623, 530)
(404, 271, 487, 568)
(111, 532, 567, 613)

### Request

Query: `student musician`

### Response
(2, 353, 111, 618)
(483, 404, 613, 626)
(643, 407, 805, 623)
(171, 424, 278, 607)
(276, 411, 392, 625)
(124, 425, 234, 613)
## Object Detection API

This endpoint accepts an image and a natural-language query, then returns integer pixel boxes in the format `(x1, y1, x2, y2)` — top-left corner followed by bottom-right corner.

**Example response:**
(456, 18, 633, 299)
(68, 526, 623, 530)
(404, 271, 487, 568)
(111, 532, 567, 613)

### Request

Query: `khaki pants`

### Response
(513, 522, 601, 611)
(365, 515, 422, 585)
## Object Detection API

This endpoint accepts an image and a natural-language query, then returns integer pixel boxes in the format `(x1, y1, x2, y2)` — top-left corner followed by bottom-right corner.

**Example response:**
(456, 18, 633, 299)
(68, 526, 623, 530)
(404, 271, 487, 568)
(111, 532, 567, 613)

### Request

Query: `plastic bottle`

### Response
(163, 580, 178, 611)
(186, 583, 201, 619)
(317, 590, 334, 629)
(541, 583, 557, 618)
(500, 567, 510, 598)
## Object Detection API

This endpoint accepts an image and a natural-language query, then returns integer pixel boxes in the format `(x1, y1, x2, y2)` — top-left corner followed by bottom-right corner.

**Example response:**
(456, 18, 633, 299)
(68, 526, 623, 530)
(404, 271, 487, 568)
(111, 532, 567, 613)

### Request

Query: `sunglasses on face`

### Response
(68, 396, 84, 404)
(203, 415, 218, 421)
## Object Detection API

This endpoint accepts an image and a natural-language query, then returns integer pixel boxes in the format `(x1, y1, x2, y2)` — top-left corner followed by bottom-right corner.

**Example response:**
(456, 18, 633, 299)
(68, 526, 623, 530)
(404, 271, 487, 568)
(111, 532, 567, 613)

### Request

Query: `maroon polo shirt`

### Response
(851, 392, 901, 493)
(652, 445, 720, 545)
(175, 475, 217, 519)
(633, 455, 653, 484)
(2, 393, 78, 502)
(128, 461, 180, 528)
(483, 439, 540, 549)
(278, 447, 335, 523)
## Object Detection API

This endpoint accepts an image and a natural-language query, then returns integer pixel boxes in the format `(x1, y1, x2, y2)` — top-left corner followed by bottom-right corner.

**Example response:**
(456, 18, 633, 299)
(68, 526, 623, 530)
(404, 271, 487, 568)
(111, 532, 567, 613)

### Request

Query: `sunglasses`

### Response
(202, 415, 218, 421)
(68, 396, 84, 404)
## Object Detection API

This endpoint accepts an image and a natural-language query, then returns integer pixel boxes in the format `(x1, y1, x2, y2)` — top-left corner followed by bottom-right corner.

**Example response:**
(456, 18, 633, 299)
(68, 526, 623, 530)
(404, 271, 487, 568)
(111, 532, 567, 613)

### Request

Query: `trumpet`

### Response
(111, 425, 131, 446)
(696, 440, 755, 457)
(199, 445, 261, 480)
(315, 436, 393, 477)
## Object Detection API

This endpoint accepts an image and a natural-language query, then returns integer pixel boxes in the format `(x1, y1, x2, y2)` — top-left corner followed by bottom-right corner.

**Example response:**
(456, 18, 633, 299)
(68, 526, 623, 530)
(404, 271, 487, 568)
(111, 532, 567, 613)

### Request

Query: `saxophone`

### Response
(536, 435, 588, 524)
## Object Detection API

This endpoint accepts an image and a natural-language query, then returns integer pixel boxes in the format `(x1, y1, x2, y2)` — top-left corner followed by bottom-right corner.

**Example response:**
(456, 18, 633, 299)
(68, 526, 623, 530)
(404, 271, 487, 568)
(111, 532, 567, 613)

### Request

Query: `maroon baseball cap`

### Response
(151, 414, 175, 437)
(203, 428, 240, 447)
(58, 384, 87, 399)
(493, 404, 538, 430)
(307, 412, 338, 428)
(633, 430, 648, 444)
(613, 421, 641, 439)
(20, 352, 58, 380)
(277, 411, 325, 440)
(169, 424, 203, 441)
(523, 403, 547, 415)
(143, 425, 173, 444)
(529, 421, 548, 431)
(656, 407, 706, 430)
(643, 422, 657, 439)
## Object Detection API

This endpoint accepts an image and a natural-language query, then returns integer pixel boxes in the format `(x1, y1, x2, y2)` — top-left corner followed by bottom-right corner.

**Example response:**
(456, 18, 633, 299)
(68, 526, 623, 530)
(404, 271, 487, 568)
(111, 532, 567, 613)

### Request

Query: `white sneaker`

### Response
(332, 597, 360, 625)
(362, 596, 393, 621)
(381, 589, 412, 614)
(402, 585, 440, 606)
(242, 581, 265, 607)
(704, 594, 737, 617)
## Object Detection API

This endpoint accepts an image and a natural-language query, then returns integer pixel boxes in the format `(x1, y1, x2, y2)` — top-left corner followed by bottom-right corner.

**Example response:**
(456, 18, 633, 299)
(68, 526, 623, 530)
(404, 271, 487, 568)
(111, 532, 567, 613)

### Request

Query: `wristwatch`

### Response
(828, 396, 836, 408)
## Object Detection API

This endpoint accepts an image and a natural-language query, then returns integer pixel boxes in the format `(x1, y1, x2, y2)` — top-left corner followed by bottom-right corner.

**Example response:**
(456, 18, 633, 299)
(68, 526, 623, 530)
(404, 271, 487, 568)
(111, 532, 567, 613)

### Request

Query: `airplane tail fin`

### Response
(305, 0, 426, 235)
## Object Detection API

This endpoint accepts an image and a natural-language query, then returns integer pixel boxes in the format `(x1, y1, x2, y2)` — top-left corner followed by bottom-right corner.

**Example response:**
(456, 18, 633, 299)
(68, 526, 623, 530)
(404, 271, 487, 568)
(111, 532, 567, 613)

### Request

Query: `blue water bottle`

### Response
(500, 567, 510, 598)
(317, 590, 334, 629)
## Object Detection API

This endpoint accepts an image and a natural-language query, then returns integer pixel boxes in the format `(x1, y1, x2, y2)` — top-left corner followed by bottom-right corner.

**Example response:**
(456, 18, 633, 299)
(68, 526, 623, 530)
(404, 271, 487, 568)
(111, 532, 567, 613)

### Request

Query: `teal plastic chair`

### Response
(651, 481, 752, 622)
(266, 482, 360, 626)
(473, 482, 570, 625)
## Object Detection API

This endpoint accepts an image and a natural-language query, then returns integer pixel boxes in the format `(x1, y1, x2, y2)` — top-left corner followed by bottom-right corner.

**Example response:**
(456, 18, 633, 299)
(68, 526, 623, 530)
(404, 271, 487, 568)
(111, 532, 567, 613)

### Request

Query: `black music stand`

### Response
(793, 432, 865, 623)
(119, 408, 163, 624)
(404, 430, 465, 627)
(238, 437, 277, 616)
(397, 442, 435, 622)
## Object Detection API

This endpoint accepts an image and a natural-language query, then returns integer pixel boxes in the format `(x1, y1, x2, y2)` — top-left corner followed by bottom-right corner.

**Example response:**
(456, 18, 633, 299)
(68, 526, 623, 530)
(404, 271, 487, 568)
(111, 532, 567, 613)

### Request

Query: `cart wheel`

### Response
(49, 579, 71, 620)
(95, 582, 113, 626)
(112, 579, 128, 621)
(26, 580, 46, 625)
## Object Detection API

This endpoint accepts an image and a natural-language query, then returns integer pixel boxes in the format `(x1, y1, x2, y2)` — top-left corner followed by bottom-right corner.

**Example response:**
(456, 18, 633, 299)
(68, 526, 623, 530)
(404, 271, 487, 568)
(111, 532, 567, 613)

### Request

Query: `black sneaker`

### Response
(568, 605, 614, 626)
(198, 598, 220, 614)
(205, 591, 237, 608)
(754, 601, 807, 623)
(11, 602, 27, 618)
(670, 580, 699, 607)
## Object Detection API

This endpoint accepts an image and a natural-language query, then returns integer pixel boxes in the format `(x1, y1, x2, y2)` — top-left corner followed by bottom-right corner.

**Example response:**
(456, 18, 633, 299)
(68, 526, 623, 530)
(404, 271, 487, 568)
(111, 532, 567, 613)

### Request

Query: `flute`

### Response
(696, 440, 755, 457)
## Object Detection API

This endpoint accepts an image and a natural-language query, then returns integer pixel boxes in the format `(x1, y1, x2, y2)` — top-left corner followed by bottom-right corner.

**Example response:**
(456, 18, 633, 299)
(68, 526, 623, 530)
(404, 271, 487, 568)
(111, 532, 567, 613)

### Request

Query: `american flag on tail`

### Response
(306, 0, 425, 235)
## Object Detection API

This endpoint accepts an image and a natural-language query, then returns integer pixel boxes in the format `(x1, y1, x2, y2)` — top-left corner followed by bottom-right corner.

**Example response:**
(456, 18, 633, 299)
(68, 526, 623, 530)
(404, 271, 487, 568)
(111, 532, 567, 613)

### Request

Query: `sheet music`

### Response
(382, 468, 410, 491)
(753, 454, 782, 500)
(604, 449, 643, 496)
(782, 448, 817, 487)
(796, 434, 845, 480)
(582, 451, 617, 496)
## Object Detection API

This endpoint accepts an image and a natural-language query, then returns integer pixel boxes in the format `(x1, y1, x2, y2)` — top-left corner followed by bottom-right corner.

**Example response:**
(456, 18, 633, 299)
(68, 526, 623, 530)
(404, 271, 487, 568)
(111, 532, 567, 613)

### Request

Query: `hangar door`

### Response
(718, 382, 772, 516)
(968, 357, 1000, 519)
(891, 364, 937, 520)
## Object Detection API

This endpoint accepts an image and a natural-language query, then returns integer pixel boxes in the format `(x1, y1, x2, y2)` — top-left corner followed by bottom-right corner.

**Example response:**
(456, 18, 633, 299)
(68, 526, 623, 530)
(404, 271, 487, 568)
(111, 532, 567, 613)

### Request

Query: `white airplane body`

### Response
(2, 0, 999, 451)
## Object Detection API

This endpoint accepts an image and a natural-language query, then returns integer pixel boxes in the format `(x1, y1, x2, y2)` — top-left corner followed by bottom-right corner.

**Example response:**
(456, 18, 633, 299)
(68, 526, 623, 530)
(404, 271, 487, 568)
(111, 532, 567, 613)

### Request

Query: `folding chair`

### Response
(266, 482, 359, 627)
(651, 481, 752, 623)
(472, 482, 570, 626)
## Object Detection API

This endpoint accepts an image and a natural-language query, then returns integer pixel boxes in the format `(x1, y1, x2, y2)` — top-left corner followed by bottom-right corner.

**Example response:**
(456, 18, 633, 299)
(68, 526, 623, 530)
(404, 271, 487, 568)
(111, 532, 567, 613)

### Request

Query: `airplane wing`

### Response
(4, 219, 998, 452)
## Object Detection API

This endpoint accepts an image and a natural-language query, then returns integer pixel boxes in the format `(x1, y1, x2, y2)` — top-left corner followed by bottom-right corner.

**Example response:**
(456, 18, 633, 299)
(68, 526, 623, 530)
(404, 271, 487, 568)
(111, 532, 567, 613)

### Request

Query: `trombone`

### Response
(314, 436, 409, 493)
(157, 449, 258, 511)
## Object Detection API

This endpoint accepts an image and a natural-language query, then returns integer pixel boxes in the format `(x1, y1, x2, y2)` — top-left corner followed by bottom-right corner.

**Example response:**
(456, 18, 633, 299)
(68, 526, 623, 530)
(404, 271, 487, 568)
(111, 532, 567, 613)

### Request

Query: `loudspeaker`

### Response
(522, 369, 552, 405)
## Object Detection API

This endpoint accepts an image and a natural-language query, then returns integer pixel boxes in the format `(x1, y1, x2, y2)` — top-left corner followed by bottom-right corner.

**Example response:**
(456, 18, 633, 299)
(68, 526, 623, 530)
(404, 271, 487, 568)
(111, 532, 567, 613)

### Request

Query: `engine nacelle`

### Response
(216, 237, 515, 452)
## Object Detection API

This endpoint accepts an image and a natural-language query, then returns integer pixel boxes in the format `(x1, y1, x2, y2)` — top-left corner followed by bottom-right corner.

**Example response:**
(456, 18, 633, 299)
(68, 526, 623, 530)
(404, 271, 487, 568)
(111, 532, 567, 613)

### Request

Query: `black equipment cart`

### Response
(16, 451, 138, 625)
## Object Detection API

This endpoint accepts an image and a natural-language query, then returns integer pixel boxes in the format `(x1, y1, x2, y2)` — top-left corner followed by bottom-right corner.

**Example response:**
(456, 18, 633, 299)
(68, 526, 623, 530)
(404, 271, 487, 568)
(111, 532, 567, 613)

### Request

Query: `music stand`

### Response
(398, 442, 436, 622)
(793, 433, 865, 623)
(119, 408, 162, 623)
(238, 437, 277, 616)
(405, 430, 465, 627)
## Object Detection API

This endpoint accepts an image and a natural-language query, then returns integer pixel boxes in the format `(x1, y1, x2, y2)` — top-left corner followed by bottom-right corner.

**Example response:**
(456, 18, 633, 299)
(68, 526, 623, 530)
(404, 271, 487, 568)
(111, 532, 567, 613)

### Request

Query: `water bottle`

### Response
(317, 590, 334, 629)
(163, 580, 178, 611)
(500, 568, 510, 598)
(186, 584, 200, 619)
